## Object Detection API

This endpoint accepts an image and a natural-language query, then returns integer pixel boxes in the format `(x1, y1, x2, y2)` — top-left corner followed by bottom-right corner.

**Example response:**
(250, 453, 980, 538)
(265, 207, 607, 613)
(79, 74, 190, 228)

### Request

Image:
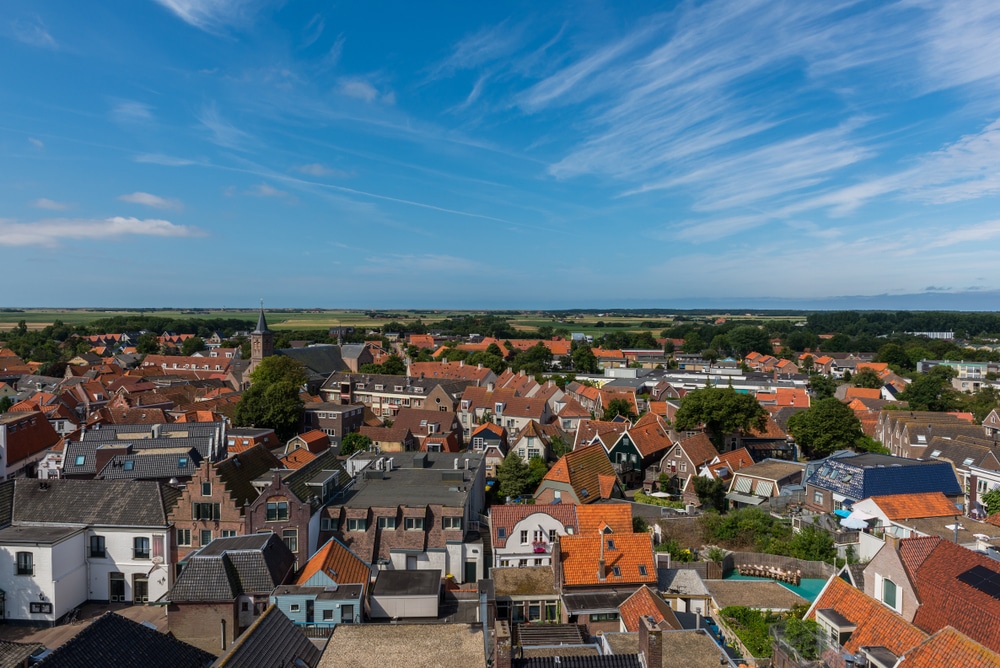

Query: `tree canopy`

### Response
(851, 369, 883, 389)
(603, 397, 636, 421)
(496, 452, 533, 499)
(674, 387, 768, 446)
(900, 366, 960, 411)
(234, 356, 307, 441)
(786, 397, 864, 456)
(339, 432, 372, 457)
(571, 345, 599, 373)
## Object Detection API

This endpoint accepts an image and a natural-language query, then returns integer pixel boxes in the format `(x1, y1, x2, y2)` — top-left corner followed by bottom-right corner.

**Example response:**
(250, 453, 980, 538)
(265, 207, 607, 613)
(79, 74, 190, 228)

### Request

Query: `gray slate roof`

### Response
(39, 612, 214, 668)
(64, 437, 214, 476)
(212, 604, 321, 668)
(97, 447, 203, 481)
(13, 479, 171, 526)
(0, 639, 44, 668)
(169, 533, 295, 602)
(277, 346, 348, 381)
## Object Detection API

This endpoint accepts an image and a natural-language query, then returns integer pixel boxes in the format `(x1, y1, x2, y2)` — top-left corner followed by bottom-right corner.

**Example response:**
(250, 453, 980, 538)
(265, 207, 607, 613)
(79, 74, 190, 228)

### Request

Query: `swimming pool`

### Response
(721, 572, 827, 602)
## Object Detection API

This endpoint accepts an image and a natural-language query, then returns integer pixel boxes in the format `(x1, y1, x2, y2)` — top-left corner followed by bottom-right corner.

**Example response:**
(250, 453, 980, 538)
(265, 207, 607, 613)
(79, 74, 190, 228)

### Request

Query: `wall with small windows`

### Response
(0, 530, 86, 623)
(862, 541, 919, 622)
(85, 527, 171, 604)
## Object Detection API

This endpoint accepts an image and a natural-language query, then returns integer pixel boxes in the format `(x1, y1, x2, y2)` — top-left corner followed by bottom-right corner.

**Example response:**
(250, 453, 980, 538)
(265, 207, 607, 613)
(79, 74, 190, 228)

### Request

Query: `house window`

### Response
(323, 608, 334, 621)
(266, 501, 289, 522)
(123, 460, 135, 471)
(680, 462, 686, 472)
(200, 529, 212, 545)
(194, 503, 221, 521)
(882, 577, 898, 610)
(290, 603, 300, 613)
(378, 516, 397, 530)
(283, 529, 298, 553)
(443, 516, 462, 530)
(348, 518, 366, 532)
(178, 457, 188, 468)
(529, 603, 541, 621)
(133, 537, 150, 560)
(554, 490, 561, 500)
(90, 535, 106, 558)
(202, 481, 212, 496)
(321, 518, 333, 531)
(404, 517, 424, 531)
(545, 602, 558, 621)
(497, 527, 507, 540)
(612, 566, 621, 576)
(16, 552, 33, 576)
(473, 437, 484, 449)
(527, 448, 540, 459)
(222, 530, 237, 538)
(590, 612, 619, 622)
(549, 529, 557, 543)
(639, 564, 648, 576)
(177, 529, 191, 546)
(521, 530, 529, 545)
(813, 491, 824, 505)
(75, 455, 86, 466)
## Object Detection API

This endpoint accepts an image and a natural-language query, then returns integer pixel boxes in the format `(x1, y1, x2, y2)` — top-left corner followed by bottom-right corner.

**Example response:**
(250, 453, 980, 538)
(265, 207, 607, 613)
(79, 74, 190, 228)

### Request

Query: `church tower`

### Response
(250, 302, 274, 369)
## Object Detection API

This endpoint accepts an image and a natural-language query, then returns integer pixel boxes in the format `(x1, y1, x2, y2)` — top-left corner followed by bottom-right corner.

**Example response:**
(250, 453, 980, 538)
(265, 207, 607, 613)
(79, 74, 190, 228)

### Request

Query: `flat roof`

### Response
(492, 567, 557, 598)
(562, 591, 632, 613)
(337, 466, 478, 508)
(372, 569, 441, 597)
(0, 525, 83, 544)
(705, 580, 806, 610)
(319, 624, 485, 668)
(271, 584, 365, 600)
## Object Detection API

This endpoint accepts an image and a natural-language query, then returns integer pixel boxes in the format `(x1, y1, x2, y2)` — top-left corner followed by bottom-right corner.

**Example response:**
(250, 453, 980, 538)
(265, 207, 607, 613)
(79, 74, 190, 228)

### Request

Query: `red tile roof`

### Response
(291, 429, 331, 453)
(899, 626, 1000, 667)
(626, 420, 673, 459)
(708, 447, 754, 480)
(618, 585, 681, 633)
(574, 504, 633, 535)
(0, 411, 60, 465)
(868, 492, 961, 520)
(540, 444, 618, 504)
(295, 537, 370, 586)
(845, 387, 882, 401)
(673, 433, 719, 467)
(559, 532, 656, 587)
(409, 361, 493, 383)
(809, 576, 927, 655)
(281, 448, 318, 470)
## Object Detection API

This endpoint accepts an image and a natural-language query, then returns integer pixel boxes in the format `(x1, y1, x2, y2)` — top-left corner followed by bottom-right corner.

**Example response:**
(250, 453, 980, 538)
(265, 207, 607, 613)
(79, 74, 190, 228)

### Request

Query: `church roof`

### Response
(253, 308, 270, 335)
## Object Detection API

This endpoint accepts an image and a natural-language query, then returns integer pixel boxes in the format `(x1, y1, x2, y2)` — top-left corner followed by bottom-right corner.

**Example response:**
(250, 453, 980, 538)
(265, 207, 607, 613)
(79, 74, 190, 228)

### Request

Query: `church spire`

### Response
(253, 299, 270, 334)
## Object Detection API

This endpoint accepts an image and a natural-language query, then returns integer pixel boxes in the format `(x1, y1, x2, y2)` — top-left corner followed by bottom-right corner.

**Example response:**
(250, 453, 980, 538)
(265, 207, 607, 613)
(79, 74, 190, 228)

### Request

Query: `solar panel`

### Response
(957, 565, 1000, 600)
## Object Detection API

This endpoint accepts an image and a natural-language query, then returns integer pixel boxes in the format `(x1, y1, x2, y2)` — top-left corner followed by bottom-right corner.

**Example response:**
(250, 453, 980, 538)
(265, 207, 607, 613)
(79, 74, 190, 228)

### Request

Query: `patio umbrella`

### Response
(840, 515, 870, 529)
(649, 492, 671, 498)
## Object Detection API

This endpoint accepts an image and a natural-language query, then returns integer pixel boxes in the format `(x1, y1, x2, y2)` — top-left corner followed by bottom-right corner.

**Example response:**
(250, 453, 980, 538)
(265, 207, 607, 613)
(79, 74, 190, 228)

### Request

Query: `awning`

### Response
(834, 509, 851, 518)
(726, 492, 766, 506)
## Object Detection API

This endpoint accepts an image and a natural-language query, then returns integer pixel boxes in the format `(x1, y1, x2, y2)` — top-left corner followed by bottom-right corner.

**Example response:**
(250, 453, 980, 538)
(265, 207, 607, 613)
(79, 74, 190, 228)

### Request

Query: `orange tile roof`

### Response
(540, 444, 618, 504)
(708, 448, 754, 479)
(292, 429, 330, 453)
(471, 422, 506, 438)
(559, 532, 656, 587)
(868, 492, 960, 520)
(0, 411, 60, 464)
(809, 576, 927, 655)
(295, 537, 371, 586)
(618, 585, 681, 633)
(648, 401, 668, 416)
(899, 626, 1000, 667)
(907, 538, 1000, 652)
(857, 362, 889, 374)
(674, 433, 719, 467)
(626, 420, 673, 459)
(574, 504, 633, 535)
(281, 448, 318, 469)
(409, 361, 493, 382)
(845, 387, 882, 401)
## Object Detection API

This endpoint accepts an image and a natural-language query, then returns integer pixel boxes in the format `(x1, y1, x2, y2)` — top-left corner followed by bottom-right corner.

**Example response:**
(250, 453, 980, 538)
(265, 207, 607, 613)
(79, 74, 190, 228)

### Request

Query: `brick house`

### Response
(245, 450, 350, 563)
(168, 444, 282, 565)
(534, 445, 623, 505)
(301, 402, 365, 448)
(653, 433, 719, 502)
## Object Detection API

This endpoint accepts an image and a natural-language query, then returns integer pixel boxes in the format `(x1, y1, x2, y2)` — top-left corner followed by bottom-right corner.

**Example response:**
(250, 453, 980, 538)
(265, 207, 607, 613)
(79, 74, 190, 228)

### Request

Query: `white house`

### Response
(0, 478, 174, 622)
(489, 505, 579, 568)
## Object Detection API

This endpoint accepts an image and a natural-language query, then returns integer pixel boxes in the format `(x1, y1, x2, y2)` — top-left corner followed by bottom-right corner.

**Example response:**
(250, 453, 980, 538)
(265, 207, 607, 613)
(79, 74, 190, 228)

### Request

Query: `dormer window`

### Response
(495, 402, 504, 414)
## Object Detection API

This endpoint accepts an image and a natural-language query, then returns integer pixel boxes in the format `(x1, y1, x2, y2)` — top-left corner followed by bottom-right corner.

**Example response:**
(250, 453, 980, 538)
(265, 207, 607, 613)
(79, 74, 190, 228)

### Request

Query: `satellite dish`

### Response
(151, 556, 164, 565)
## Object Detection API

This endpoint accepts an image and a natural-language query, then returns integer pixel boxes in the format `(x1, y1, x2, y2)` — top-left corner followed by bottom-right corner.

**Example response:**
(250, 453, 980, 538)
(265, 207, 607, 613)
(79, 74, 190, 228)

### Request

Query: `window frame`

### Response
(404, 517, 424, 531)
(16, 551, 33, 576)
(266, 500, 289, 522)
(202, 481, 212, 496)
(177, 528, 191, 546)
(90, 535, 106, 558)
(133, 537, 151, 560)
(282, 529, 298, 553)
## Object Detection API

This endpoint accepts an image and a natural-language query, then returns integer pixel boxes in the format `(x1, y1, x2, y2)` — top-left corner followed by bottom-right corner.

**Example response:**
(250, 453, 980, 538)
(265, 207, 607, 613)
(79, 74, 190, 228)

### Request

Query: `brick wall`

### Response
(168, 462, 247, 564)
(245, 473, 313, 564)
(167, 601, 238, 656)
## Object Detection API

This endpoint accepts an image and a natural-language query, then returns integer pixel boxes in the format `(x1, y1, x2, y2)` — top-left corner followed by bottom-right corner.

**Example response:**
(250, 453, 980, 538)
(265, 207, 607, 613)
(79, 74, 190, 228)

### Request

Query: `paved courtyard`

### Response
(0, 603, 167, 650)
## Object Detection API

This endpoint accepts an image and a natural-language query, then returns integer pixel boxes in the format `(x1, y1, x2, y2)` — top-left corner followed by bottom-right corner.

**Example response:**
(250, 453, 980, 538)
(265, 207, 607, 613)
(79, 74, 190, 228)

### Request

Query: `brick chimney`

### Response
(494, 621, 512, 668)
(639, 615, 663, 668)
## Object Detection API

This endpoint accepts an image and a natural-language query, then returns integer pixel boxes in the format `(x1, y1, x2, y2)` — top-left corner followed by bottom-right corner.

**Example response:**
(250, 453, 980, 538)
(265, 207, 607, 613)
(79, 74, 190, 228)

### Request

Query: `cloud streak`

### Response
(31, 198, 71, 211)
(152, 0, 265, 34)
(118, 192, 183, 209)
(0, 217, 203, 247)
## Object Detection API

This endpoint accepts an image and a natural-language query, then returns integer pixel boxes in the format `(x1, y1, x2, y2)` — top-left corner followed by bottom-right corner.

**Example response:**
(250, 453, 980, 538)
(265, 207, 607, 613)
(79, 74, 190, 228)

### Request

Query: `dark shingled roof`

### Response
(39, 612, 214, 668)
(97, 447, 203, 481)
(13, 479, 170, 526)
(805, 453, 961, 499)
(277, 346, 348, 382)
(514, 657, 641, 668)
(0, 480, 13, 528)
(253, 308, 270, 335)
(212, 604, 321, 668)
(214, 444, 283, 508)
(0, 639, 43, 668)
(282, 448, 348, 508)
(65, 436, 215, 476)
(169, 533, 295, 602)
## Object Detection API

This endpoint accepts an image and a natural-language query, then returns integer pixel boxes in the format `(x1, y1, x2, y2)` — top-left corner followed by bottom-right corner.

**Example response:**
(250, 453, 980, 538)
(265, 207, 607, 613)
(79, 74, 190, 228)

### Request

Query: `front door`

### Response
(133, 575, 148, 604)
(109, 574, 125, 602)
(341, 604, 354, 623)
(305, 599, 314, 624)
(464, 560, 477, 583)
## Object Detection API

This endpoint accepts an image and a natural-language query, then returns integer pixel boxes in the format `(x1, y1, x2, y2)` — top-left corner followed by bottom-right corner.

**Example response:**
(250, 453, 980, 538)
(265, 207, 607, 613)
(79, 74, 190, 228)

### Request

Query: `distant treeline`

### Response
(805, 311, 1000, 338)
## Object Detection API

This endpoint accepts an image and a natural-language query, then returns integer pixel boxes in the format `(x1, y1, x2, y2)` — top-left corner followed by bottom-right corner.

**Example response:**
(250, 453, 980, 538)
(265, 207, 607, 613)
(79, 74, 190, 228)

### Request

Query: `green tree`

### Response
(852, 369, 883, 389)
(465, 351, 507, 374)
(233, 356, 308, 441)
(181, 336, 206, 356)
(674, 387, 768, 447)
(381, 354, 406, 375)
(692, 476, 727, 512)
(135, 332, 161, 355)
(981, 488, 1000, 516)
(0, 396, 13, 413)
(527, 456, 549, 489)
(855, 435, 890, 454)
(633, 516, 650, 533)
(877, 342, 912, 370)
(787, 397, 864, 456)
(808, 374, 837, 400)
(727, 325, 772, 358)
(571, 345, 599, 373)
(964, 386, 1000, 422)
(486, 342, 505, 358)
(550, 435, 571, 459)
(681, 331, 704, 354)
(901, 366, 960, 411)
(663, 340, 675, 355)
(339, 432, 372, 456)
(603, 397, 635, 421)
(497, 452, 533, 499)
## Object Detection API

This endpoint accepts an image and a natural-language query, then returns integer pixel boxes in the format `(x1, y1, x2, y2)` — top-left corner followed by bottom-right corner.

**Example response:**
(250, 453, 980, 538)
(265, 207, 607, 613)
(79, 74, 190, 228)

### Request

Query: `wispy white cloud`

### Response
(8, 16, 57, 49)
(117, 192, 183, 210)
(31, 198, 71, 211)
(27, 137, 44, 150)
(152, 0, 265, 34)
(198, 104, 251, 149)
(0, 216, 203, 247)
(134, 153, 198, 167)
(246, 183, 288, 197)
(294, 163, 348, 178)
(430, 22, 524, 79)
(929, 219, 1000, 248)
(301, 14, 324, 49)
(337, 77, 394, 104)
(111, 100, 154, 124)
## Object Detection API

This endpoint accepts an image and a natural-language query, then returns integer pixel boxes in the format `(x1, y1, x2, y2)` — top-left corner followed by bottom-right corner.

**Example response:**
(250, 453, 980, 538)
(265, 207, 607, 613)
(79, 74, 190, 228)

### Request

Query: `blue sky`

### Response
(4, 1, 1000, 309)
